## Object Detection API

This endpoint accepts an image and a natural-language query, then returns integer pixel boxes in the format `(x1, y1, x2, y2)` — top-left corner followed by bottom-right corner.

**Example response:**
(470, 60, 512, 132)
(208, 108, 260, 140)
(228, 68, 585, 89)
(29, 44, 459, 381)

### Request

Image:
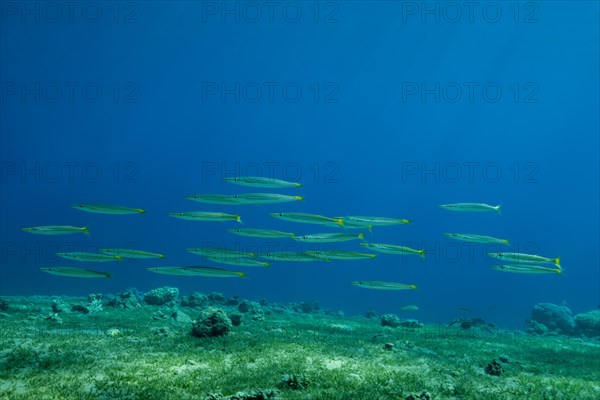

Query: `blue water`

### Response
(1, 1, 598, 328)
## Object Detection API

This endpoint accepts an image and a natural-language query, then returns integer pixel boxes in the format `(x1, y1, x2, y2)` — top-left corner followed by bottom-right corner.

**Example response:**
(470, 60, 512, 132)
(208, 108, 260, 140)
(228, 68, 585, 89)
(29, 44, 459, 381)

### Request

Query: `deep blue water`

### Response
(1, 1, 598, 328)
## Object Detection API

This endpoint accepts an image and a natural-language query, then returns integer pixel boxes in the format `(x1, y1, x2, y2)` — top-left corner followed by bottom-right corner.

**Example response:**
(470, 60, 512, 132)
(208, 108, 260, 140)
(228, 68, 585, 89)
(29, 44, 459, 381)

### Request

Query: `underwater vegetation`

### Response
(0, 291, 599, 400)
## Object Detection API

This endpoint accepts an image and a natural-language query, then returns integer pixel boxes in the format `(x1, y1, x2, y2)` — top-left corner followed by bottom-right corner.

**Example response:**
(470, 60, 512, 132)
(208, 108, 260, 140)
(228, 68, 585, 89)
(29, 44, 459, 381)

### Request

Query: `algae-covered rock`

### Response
(485, 359, 504, 376)
(192, 308, 232, 338)
(381, 314, 401, 327)
(527, 320, 549, 335)
(400, 319, 423, 328)
(51, 298, 66, 313)
(108, 289, 141, 309)
(205, 389, 280, 400)
(531, 303, 575, 334)
(145, 287, 179, 306)
(71, 304, 90, 314)
(229, 312, 243, 326)
(207, 292, 225, 304)
(405, 391, 431, 400)
(0, 298, 9, 311)
(181, 292, 208, 308)
(300, 300, 320, 314)
(280, 373, 309, 390)
(574, 310, 600, 337)
(238, 300, 262, 314)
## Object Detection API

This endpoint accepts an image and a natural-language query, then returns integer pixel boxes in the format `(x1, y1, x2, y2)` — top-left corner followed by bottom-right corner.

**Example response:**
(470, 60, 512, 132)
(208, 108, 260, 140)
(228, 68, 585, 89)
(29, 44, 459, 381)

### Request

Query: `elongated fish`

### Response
(224, 176, 301, 188)
(444, 233, 509, 245)
(185, 194, 244, 205)
(293, 232, 365, 243)
(170, 212, 242, 223)
(187, 247, 255, 258)
(337, 216, 410, 228)
(147, 266, 245, 278)
(99, 248, 165, 259)
(439, 203, 501, 213)
(228, 228, 295, 239)
(401, 305, 419, 311)
(360, 243, 425, 258)
(487, 252, 560, 268)
(258, 252, 321, 262)
(22, 225, 89, 236)
(351, 281, 418, 290)
(303, 250, 377, 261)
(233, 193, 303, 205)
(204, 255, 269, 268)
(492, 264, 562, 274)
(71, 204, 145, 214)
(269, 212, 344, 228)
(41, 267, 111, 278)
(55, 252, 122, 262)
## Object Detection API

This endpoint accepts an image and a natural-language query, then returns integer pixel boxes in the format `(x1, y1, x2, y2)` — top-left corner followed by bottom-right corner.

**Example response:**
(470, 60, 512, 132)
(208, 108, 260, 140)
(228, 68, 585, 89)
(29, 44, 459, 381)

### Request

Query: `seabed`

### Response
(0, 293, 599, 400)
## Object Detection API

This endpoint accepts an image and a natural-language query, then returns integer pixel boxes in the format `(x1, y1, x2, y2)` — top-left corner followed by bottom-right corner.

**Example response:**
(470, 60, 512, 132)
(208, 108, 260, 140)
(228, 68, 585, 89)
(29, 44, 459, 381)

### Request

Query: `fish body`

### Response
(487, 252, 560, 268)
(187, 247, 255, 258)
(147, 266, 245, 278)
(293, 232, 365, 243)
(228, 228, 295, 239)
(41, 267, 111, 278)
(337, 216, 410, 227)
(224, 176, 301, 188)
(22, 225, 89, 236)
(444, 233, 509, 245)
(56, 252, 122, 262)
(439, 203, 500, 213)
(351, 281, 417, 290)
(185, 194, 244, 205)
(204, 255, 269, 268)
(170, 212, 242, 223)
(99, 248, 165, 259)
(304, 250, 377, 261)
(401, 305, 419, 311)
(269, 212, 344, 228)
(360, 243, 425, 258)
(492, 264, 562, 274)
(233, 193, 303, 205)
(71, 204, 144, 214)
(258, 252, 321, 262)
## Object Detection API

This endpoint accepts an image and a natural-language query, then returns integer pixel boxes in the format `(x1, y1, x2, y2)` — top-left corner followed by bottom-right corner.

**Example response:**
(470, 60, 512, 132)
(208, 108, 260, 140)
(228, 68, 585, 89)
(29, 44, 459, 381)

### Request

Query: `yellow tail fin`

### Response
(402, 219, 411, 224)
(358, 233, 365, 241)
(554, 257, 561, 268)
(83, 226, 90, 236)
(336, 219, 344, 227)
(137, 209, 145, 213)
(419, 249, 425, 258)
(239, 272, 247, 278)
(159, 254, 166, 259)
(236, 216, 244, 224)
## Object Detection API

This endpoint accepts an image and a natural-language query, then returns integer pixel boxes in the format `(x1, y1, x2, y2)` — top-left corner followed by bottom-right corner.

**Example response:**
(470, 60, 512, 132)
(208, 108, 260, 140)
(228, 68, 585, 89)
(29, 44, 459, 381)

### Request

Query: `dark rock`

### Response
(238, 300, 263, 315)
(207, 292, 225, 304)
(71, 305, 90, 314)
(51, 299, 66, 313)
(300, 300, 320, 314)
(280, 373, 309, 390)
(145, 287, 179, 306)
(384, 343, 394, 351)
(574, 310, 600, 337)
(88, 293, 103, 303)
(400, 319, 424, 329)
(365, 309, 378, 318)
(204, 389, 280, 400)
(406, 391, 431, 400)
(259, 298, 269, 307)
(485, 359, 504, 376)
(229, 313, 243, 326)
(225, 296, 241, 306)
(381, 314, 401, 328)
(181, 292, 208, 308)
(192, 308, 232, 338)
(108, 289, 141, 309)
(531, 303, 575, 334)
(526, 320, 549, 335)
(0, 298, 9, 311)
